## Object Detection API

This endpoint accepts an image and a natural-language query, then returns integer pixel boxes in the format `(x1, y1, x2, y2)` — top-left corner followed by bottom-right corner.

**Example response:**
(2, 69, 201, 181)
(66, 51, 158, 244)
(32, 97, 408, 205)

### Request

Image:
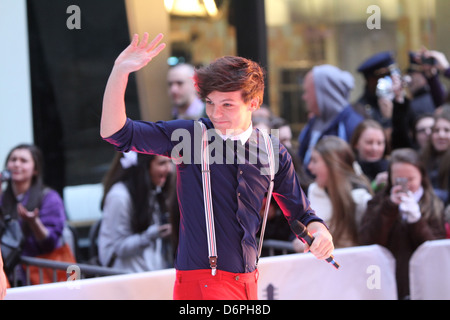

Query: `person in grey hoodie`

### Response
(297, 65, 364, 174)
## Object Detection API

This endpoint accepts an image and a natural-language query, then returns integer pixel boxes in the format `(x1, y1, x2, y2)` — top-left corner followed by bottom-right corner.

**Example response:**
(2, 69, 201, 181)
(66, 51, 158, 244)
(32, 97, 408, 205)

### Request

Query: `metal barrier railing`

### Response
(12, 256, 128, 286)
(10, 239, 294, 287)
(262, 239, 295, 256)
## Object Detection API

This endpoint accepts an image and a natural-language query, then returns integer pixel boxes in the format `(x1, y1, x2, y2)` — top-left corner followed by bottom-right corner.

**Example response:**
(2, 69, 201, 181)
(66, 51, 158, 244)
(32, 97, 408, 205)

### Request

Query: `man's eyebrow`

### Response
(205, 96, 237, 103)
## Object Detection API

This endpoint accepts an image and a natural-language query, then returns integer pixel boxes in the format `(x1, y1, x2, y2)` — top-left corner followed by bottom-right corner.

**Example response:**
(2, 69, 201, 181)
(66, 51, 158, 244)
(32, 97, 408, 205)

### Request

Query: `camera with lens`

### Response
(376, 76, 394, 99)
(421, 55, 436, 66)
(376, 64, 410, 99)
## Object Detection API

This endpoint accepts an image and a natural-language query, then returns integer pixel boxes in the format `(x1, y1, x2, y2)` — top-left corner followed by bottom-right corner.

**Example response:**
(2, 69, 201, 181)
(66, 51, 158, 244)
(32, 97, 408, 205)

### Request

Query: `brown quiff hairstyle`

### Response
(194, 56, 265, 107)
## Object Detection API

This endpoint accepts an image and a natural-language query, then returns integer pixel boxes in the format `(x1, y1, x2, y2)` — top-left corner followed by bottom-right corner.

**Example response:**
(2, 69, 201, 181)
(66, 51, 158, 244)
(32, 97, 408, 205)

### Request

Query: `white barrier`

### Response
(409, 239, 450, 300)
(5, 244, 397, 300)
(258, 244, 397, 300)
(63, 183, 103, 222)
(5, 268, 176, 300)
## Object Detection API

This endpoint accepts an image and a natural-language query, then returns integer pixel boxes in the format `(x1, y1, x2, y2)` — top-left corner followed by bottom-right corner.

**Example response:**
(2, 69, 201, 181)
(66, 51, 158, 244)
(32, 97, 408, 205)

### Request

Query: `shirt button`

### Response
(235, 276, 240, 281)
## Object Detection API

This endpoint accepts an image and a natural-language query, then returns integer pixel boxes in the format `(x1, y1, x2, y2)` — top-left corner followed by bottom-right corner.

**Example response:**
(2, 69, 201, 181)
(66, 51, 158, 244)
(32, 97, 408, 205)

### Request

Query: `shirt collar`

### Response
(218, 123, 253, 145)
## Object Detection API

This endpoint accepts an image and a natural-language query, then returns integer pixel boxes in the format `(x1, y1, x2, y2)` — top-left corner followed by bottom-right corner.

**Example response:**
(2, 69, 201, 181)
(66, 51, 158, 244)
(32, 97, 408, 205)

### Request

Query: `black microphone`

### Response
(290, 220, 340, 270)
(1, 170, 11, 182)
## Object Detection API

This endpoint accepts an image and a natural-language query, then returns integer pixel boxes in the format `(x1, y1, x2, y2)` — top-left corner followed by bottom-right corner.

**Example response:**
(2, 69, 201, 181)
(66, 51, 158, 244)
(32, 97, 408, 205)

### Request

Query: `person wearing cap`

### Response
(354, 51, 399, 129)
(297, 64, 363, 173)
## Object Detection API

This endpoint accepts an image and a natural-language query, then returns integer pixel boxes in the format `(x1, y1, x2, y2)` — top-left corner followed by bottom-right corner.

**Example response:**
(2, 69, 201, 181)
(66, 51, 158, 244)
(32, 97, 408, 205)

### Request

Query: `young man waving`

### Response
(101, 33, 334, 300)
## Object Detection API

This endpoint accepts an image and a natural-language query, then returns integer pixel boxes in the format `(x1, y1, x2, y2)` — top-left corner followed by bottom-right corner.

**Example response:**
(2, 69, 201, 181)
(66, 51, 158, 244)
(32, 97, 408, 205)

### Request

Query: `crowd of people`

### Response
(1, 41, 450, 300)
(293, 48, 450, 299)
(237, 47, 450, 299)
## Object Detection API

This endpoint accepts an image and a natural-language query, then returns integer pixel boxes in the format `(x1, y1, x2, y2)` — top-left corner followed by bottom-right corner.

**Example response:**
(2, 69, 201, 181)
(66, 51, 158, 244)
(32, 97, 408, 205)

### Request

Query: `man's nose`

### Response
(211, 106, 222, 118)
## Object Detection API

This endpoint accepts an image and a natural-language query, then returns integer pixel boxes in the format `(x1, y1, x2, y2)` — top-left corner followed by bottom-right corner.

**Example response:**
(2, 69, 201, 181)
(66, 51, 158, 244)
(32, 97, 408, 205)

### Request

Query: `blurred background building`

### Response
(1, 0, 449, 248)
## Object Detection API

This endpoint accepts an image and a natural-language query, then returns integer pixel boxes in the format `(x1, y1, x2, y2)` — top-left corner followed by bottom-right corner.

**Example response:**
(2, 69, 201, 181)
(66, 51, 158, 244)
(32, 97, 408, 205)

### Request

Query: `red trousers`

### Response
(173, 269, 259, 300)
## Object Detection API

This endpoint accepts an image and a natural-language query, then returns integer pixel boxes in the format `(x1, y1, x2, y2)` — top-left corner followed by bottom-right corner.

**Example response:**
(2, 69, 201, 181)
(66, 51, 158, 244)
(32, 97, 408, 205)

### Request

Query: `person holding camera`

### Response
(421, 48, 450, 85)
(358, 148, 446, 299)
(354, 52, 398, 130)
(406, 50, 448, 116)
(391, 48, 449, 150)
(354, 51, 409, 149)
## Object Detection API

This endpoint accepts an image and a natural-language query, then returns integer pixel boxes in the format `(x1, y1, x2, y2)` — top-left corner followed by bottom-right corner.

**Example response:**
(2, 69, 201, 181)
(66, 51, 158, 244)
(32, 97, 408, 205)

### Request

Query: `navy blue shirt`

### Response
(104, 118, 323, 273)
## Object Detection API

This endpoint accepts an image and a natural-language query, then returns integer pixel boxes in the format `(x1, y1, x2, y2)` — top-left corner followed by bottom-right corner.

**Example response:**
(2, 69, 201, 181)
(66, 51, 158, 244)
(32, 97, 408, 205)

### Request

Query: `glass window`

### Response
(166, 1, 236, 66)
(265, 0, 437, 137)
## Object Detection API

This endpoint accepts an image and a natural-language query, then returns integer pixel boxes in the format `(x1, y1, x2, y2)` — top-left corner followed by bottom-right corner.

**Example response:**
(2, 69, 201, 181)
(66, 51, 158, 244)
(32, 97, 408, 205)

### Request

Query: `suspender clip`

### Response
(209, 256, 218, 276)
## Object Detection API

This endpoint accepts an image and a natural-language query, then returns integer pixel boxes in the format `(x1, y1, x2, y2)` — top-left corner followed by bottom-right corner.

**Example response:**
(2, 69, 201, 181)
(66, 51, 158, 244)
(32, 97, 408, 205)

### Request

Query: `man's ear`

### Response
(249, 97, 260, 111)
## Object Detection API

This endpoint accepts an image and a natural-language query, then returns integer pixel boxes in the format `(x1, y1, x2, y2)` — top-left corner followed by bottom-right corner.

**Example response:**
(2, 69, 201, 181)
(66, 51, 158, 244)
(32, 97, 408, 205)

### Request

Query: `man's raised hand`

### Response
(114, 33, 166, 74)
(100, 32, 165, 138)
